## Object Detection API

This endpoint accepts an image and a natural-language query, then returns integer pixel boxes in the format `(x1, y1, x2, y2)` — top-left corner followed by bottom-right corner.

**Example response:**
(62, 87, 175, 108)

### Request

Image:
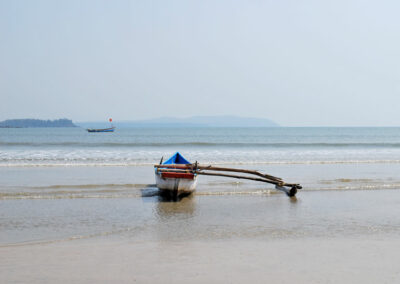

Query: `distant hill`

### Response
(77, 116, 279, 128)
(0, 119, 77, 128)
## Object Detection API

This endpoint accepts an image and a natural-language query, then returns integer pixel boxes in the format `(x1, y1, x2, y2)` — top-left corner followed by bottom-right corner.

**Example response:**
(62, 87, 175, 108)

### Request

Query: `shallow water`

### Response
(2, 189, 400, 246)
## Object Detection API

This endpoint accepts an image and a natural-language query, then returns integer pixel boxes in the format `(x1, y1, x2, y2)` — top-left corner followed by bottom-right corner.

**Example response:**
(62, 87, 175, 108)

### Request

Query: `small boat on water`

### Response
(154, 152, 198, 199)
(87, 118, 115, 133)
(87, 127, 115, 133)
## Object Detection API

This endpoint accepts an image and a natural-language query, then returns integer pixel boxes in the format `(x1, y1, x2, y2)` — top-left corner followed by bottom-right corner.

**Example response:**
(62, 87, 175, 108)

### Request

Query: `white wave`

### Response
(2, 159, 400, 167)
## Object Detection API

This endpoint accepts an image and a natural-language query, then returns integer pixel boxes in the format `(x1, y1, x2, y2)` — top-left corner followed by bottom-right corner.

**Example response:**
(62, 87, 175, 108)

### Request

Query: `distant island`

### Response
(0, 119, 77, 128)
(77, 115, 279, 128)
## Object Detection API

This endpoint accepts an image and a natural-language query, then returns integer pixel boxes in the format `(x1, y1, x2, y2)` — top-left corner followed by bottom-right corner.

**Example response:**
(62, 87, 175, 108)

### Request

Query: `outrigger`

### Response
(154, 152, 302, 199)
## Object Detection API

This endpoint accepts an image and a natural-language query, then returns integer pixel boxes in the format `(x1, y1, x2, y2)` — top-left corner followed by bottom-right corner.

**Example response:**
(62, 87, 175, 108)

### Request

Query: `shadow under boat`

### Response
(140, 184, 192, 202)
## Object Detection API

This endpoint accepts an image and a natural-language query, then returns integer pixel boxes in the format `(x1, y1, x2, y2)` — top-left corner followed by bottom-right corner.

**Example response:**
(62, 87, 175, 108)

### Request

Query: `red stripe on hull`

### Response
(161, 172, 195, 180)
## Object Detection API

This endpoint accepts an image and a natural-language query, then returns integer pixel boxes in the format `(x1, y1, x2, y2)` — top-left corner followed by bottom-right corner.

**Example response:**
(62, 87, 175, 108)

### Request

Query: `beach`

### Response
(2, 189, 400, 283)
(3, 0, 400, 281)
(1, 127, 400, 283)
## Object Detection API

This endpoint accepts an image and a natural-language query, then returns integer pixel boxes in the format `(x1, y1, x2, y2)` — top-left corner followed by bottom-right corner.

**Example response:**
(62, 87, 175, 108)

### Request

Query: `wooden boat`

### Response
(155, 153, 302, 198)
(87, 127, 115, 133)
(154, 152, 198, 198)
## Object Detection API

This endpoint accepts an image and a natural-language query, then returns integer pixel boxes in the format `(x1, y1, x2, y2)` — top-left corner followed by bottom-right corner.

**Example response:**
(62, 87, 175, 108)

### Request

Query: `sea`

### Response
(3, 127, 400, 166)
(1, 127, 400, 246)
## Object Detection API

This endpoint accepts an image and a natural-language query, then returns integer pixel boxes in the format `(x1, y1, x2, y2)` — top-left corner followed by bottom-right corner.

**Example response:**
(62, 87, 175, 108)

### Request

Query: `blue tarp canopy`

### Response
(163, 152, 191, 165)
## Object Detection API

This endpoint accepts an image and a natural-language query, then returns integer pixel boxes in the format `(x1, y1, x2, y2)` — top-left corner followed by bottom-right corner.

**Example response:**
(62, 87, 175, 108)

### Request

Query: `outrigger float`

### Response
(154, 152, 302, 199)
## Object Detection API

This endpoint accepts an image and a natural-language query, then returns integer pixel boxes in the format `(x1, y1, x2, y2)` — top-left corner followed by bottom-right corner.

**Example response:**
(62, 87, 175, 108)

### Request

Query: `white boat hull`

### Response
(155, 172, 197, 197)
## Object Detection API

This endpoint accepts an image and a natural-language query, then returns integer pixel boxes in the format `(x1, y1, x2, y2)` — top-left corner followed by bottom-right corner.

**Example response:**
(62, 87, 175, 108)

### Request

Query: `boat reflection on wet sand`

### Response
(155, 194, 196, 219)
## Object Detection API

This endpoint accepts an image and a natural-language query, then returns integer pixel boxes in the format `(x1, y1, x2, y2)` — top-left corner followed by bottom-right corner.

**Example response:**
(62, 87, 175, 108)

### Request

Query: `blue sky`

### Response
(1, 0, 400, 126)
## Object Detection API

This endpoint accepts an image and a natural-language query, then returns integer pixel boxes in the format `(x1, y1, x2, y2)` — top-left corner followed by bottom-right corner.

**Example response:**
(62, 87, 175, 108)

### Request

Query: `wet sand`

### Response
(2, 189, 400, 283)
(2, 237, 400, 283)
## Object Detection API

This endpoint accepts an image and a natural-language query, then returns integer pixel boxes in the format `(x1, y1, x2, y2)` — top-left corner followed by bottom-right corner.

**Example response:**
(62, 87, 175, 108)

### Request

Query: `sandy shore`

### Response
(2, 187, 400, 283)
(2, 237, 400, 283)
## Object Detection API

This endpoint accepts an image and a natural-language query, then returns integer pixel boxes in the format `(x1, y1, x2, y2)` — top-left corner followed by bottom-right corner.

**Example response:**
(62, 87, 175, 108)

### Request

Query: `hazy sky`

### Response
(1, 0, 400, 126)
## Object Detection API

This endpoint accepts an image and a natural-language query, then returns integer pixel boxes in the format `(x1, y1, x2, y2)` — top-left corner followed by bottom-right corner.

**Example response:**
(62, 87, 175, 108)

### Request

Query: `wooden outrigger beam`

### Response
(195, 171, 280, 185)
(195, 165, 283, 182)
(154, 163, 302, 197)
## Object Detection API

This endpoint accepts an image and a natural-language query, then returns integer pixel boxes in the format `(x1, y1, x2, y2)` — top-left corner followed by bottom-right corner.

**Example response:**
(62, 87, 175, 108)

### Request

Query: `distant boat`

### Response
(86, 127, 115, 133)
(86, 118, 115, 133)
(154, 152, 198, 199)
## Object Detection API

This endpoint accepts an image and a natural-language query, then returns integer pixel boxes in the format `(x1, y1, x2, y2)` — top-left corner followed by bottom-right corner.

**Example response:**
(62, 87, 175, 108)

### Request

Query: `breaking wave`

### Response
(2, 160, 400, 167)
(3, 141, 400, 148)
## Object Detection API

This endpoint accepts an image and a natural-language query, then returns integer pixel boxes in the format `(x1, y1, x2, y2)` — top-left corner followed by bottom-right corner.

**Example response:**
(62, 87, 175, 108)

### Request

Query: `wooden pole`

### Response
(196, 165, 283, 182)
(194, 171, 302, 187)
(197, 172, 300, 197)
(154, 164, 191, 170)
(155, 168, 193, 173)
(196, 171, 281, 185)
